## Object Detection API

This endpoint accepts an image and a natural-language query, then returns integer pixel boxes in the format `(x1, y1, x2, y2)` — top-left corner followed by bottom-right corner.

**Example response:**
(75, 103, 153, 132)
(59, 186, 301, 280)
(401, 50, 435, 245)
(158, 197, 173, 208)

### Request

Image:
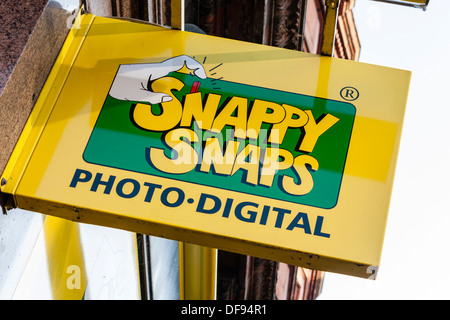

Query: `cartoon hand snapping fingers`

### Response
(109, 55, 206, 104)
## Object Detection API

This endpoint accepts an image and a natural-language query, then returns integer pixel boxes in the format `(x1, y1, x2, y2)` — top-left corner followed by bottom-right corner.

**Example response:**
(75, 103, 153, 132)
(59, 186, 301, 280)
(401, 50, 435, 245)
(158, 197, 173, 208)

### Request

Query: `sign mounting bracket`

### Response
(171, 0, 185, 31)
(321, 0, 340, 57)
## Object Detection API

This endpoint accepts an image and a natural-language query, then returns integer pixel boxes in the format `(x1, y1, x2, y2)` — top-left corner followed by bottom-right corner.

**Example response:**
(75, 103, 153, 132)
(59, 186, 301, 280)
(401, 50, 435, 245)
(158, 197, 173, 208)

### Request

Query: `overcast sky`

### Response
(318, 0, 450, 300)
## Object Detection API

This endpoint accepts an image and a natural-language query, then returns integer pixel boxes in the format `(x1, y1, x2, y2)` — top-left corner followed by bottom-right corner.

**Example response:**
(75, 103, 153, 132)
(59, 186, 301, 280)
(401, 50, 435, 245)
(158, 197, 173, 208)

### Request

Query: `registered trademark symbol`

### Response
(340, 86, 359, 101)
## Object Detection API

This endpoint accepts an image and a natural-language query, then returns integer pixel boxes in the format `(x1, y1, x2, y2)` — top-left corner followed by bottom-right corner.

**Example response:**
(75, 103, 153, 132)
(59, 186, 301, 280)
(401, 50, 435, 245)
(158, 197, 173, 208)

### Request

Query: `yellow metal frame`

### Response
(321, 0, 340, 57)
(179, 243, 217, 300)
(44, 216, 87, 299)
(0, 12, 410, 281)
(320, 0, 429, 57)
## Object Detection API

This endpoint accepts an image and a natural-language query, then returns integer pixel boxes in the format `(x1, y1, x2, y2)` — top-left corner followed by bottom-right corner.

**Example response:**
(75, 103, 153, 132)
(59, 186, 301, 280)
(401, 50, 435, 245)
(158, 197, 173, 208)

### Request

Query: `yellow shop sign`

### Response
(373, 0, 429, 8)
(0, 13, 411, 279)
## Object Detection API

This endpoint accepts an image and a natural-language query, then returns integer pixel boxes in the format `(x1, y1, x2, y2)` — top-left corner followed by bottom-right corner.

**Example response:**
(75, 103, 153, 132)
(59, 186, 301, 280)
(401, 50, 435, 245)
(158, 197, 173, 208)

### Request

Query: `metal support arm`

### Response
(321, 0, 340, 57)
